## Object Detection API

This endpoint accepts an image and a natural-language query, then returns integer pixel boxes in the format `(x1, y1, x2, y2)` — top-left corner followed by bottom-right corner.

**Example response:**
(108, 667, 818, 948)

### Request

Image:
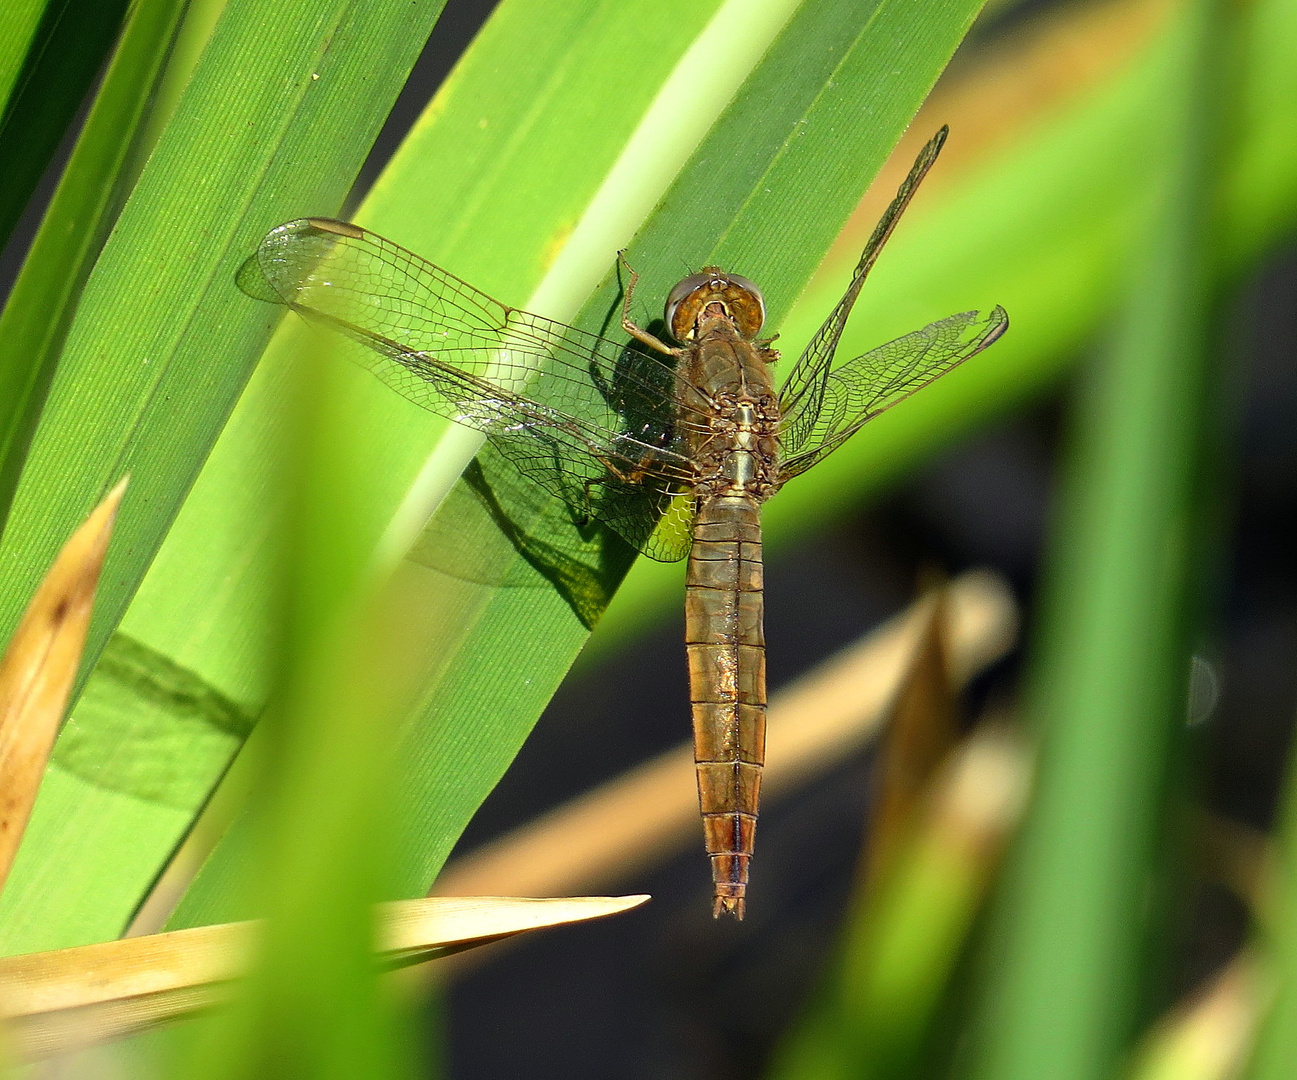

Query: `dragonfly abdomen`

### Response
(685, 493, 766, 919)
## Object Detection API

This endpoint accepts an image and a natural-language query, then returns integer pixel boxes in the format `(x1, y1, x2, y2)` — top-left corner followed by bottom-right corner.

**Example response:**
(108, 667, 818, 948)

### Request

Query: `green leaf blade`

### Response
(0, 0, 452, 700)
(0, 0, 191, 534)
(2, 0, 738, 953)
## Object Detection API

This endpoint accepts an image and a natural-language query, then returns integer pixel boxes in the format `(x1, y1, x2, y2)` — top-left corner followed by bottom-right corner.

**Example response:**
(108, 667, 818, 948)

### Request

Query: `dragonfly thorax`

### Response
(665, 267, 765, 343)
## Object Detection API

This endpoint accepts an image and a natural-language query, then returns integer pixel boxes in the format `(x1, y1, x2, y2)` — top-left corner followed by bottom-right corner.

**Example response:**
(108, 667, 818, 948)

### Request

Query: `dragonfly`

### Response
(237, 126, 1007, 919)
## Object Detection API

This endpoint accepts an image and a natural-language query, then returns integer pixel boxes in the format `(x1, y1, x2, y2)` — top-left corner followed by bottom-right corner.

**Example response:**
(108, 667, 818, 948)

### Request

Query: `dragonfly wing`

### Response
(486, 424, 696, 561)
(238, 217, 701, 545)
(778, 306, 1008, 480)
(599, 484, 700, 560)
(779, 128, 947, 437)
(648, 494, 697, 562)
(582, 484, 694, 563)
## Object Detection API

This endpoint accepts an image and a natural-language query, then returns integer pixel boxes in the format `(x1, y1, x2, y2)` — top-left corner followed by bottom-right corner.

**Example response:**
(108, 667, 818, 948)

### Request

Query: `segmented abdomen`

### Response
(685, 494, 766, 919)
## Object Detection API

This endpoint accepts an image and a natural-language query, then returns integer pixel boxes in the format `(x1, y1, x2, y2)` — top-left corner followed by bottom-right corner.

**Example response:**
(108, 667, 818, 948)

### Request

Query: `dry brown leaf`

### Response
(918, 719, 1031, 871)
(434, 570, 1015, 903)
(0, 478, 127, 892)
(863, 582, 961, 887)
(378, 893, 647, 963)
(0, 893, 647, 1059)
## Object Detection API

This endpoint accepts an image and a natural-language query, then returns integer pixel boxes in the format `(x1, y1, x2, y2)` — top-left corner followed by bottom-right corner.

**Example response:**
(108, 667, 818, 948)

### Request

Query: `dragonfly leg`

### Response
(593, 447, 683, 489)
(618, 250, 683, 358)
(578, 478, 602, 523)
(591, 458, 641, 486)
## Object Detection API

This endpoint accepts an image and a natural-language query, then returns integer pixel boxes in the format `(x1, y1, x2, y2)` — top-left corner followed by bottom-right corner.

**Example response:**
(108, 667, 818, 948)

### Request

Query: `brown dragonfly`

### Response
(238, 126, 1006, 919)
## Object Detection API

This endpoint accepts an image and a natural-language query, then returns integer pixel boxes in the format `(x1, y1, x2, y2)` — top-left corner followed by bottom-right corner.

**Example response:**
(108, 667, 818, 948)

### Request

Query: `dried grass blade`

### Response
(378, 893, 650, 965)
(0, 893, 647, 1059)
(864, 582, 962, 886)
(0, 477, 126, 889)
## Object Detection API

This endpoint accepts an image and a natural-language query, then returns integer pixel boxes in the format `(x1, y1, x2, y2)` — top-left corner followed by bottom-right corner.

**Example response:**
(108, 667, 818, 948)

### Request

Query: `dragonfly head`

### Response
(664, 268, 765, 343)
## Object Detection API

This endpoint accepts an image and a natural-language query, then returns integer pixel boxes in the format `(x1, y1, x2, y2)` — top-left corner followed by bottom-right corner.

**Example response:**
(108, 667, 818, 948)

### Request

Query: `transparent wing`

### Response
(238, 217, 703, 554)
(779, 127, 947, 441)
(587, 485, 695, 563)
(643, 493, 697, 563)
(778, 306, 1008, 480)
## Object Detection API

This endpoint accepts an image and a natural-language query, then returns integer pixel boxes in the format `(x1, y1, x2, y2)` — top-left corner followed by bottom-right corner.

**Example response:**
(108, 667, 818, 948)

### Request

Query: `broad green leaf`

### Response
(0, 0, 190, 532)
(170, 0, 990, 928)
(0, 0, 454, 955)
(0, 0, 453, 675)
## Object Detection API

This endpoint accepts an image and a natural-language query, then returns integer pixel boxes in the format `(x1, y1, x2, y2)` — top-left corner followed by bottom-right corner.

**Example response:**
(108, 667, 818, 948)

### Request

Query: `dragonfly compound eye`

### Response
(664, 269, 766, 343)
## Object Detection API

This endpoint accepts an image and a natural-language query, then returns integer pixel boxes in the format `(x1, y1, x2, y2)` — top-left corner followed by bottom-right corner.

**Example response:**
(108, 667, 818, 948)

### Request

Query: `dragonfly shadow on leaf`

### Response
(407, 443, 640, 630)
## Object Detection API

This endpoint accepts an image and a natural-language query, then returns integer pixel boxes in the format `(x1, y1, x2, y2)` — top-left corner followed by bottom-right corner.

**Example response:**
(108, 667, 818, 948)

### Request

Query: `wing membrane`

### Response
(238, 218, 701, 555)
(779, 128, 947, 441)
(778, 306, 1008, 479)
